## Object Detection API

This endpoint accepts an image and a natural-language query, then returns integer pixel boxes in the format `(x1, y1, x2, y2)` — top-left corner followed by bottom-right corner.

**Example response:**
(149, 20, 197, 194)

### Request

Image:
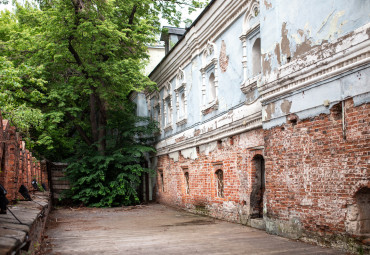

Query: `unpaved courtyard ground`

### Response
(42, 204, 347, 255)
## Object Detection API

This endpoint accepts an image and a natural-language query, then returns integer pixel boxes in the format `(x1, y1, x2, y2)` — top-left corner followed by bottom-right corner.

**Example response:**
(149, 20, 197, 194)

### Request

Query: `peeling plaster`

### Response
(281, 22, 291, 58)
(264, 102, 275, 121)
(181, 147, 198, 160)
(199, 141, 218, 156)
(262, 53, 272, 75)
(274, 43, 281, 65)
(219, 40, 229, 73)
(281, 100, 292, 114)
(264, 0, 272, 10)
(169, 151, 179, 162)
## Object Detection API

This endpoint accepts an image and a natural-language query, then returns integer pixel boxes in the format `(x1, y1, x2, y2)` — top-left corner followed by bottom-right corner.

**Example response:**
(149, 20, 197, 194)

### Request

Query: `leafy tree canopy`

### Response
(0, 0, 208, 206)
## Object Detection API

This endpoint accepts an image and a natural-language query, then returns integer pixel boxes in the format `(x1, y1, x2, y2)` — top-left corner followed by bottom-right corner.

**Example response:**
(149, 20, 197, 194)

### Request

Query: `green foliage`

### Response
(64, 106, 158, 207)
(0, 0, 207, 206)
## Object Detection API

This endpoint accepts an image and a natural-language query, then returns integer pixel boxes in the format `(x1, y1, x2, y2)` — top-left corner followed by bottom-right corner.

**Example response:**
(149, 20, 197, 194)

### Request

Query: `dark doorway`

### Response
(356, 188, 370, 234)
(250, 155, 265, 219)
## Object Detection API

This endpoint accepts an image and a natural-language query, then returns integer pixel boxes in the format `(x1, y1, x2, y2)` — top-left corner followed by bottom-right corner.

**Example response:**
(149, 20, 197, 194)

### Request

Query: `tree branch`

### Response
(128, 5, 137, 25)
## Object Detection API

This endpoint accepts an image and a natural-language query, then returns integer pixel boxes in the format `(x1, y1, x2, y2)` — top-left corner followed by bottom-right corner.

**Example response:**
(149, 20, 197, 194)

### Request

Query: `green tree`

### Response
(0, 0, 207, 206)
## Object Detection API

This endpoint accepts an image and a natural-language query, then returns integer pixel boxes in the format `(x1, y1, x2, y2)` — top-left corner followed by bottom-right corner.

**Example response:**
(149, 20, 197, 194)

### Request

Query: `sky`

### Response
(0, 1, 13, 11)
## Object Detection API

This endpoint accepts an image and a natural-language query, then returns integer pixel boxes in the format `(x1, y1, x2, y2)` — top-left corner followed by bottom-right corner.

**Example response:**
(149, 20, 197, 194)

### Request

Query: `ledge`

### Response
(164, 124, 173, 132)
(0, 192, 51, 255)
(176, 118, 187, 126)
(202, 99, 219, 115)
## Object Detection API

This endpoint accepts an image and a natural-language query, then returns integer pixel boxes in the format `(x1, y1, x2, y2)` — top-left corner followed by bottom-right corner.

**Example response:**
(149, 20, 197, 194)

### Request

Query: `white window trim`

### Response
(175, 68, 188, 126)
(200, 40, 219, 115)
(163, 82, 173, 132)
(239, 1, 261, 96)
(151, 92, 162, 129)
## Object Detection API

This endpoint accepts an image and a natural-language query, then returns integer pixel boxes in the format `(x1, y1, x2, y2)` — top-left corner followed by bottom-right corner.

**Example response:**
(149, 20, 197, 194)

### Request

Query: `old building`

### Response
(141, 0, 370, 252)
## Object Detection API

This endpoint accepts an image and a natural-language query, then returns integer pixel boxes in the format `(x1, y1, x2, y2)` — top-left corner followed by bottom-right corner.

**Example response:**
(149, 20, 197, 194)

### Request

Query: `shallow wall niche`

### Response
(252, 38, 261, 76)
(215, 169, 224, 198)
(250, 154, 265, 218)
(346, 187, 370, 236)
(356, 188, 370, 234)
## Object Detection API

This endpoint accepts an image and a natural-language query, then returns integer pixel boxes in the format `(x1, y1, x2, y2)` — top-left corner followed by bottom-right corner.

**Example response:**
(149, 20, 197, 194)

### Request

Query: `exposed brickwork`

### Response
(0, 111, 48, 201)
(264, 99, 369, 238)
(156, 129, 264, 222)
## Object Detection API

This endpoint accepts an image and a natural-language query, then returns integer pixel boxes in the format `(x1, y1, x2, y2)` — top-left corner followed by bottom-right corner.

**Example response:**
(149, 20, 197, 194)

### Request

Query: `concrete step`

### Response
(251, 218, 266, 230)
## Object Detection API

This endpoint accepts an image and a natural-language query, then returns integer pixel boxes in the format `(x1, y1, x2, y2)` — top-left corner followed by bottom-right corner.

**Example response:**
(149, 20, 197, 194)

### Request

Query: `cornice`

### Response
(155, 111, 262, 156)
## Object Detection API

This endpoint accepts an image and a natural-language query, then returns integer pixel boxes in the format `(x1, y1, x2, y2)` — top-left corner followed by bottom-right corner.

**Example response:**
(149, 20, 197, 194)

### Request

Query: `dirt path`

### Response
(42, 204, 347, 255)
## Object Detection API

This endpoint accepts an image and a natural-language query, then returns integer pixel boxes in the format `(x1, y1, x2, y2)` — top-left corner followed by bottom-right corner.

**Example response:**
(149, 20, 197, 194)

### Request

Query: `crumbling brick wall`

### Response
(263, 98, 369, 241)
(0, 111, 47, 201)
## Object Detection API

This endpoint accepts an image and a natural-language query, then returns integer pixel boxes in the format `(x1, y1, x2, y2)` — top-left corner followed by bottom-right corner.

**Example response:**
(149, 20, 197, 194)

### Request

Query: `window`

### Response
(215, 169, 224, 198)
(184, 172, 190, 195)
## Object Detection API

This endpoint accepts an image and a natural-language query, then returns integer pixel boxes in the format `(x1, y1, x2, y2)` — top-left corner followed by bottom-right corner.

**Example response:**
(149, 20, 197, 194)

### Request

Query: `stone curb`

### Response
(0, 192, 51, 255)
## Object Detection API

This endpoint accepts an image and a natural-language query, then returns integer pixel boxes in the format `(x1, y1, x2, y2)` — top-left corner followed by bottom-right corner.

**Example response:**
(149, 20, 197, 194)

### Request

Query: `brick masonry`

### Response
(264, 98, 370, 248)
(156, 99, 369, 252)
(0, 111, 48, 201)
(156, 128, 264, 223)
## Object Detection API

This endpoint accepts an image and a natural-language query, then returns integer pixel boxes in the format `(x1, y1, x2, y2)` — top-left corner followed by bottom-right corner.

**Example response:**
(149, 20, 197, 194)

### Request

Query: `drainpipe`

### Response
(342, 100, 346, 140)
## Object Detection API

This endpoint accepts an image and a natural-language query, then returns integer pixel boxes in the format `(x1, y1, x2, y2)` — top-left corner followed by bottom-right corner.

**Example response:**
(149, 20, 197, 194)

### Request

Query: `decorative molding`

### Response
(241, 74, 261, 95)
(242, 0, 259, 35)
(176, 118, 187, 126)
(164, 124, 173, 132)
(201, 99, 219, 115)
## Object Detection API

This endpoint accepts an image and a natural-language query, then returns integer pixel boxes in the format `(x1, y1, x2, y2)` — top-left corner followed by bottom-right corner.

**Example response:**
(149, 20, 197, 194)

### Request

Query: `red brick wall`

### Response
(0, 111, 47, 201)
(156, 129, 264, 222)
(264, 99, 369, 236)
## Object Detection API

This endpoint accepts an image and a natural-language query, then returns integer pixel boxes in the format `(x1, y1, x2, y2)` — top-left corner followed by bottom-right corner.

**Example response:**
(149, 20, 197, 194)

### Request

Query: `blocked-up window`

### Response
(180, 93, 185, 117)
(215, 169, 224, 198)
(160, 173, 164, 192)
(184, 172, 189, 195)
(209, 72, 216, 102)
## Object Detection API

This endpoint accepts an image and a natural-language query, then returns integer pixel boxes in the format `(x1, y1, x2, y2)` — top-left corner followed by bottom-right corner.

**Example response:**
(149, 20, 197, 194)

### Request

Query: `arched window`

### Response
(184, 172, 190, 195)
(215, 169, 224, 198)
(252, 38, 261, 76)
(209, 72, 216, 102)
